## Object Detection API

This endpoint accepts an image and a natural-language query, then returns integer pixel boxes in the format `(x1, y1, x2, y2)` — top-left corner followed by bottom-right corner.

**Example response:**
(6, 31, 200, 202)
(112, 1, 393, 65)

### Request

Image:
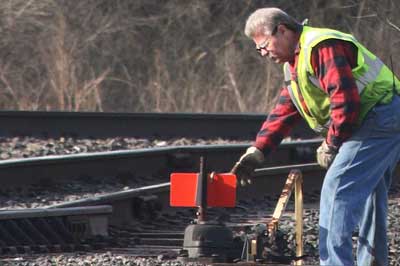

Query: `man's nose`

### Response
(260, 49, 269, 57)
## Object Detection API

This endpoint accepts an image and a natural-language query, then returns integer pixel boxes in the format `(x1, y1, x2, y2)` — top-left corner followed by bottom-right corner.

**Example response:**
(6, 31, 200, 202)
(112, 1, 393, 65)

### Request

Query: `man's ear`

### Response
(277, 24, 287, 35)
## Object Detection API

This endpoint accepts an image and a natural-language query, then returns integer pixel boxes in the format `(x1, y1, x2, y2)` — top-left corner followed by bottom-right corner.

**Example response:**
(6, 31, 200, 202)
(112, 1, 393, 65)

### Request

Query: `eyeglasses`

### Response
(255, 26, 278, 54)
(256, 39, 271, 54)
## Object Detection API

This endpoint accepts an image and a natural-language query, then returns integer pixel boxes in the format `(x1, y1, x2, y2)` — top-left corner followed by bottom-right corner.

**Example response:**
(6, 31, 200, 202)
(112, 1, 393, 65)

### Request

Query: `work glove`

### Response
(231, 146, 264, 186)
(316, 140, 338, 169)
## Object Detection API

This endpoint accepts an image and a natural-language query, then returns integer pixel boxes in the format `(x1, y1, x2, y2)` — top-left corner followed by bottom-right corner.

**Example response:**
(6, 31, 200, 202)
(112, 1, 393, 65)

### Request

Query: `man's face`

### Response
(252, 25, 295, 64)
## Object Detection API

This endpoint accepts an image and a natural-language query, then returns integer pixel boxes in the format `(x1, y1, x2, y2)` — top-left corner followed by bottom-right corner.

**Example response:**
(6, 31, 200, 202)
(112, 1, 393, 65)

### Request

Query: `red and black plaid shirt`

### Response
(254, 38, 360, 154)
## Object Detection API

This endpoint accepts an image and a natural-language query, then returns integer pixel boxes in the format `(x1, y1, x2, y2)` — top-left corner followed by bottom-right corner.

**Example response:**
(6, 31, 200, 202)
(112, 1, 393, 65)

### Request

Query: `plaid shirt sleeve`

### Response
(311, 39, 360, 148)
(253, 87, 302, 154)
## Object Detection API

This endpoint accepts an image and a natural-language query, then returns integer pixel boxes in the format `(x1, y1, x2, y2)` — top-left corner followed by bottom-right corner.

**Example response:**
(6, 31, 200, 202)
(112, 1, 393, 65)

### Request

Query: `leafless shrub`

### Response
(0, 0, 398, 112)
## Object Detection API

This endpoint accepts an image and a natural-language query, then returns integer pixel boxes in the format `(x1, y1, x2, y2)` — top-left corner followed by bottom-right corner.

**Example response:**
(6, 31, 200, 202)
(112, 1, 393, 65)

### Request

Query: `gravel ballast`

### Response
(0, 136, 248, 160)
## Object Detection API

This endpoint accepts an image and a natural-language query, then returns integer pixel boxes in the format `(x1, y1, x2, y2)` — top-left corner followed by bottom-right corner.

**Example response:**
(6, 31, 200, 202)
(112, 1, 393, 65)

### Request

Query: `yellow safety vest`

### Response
(284, 26, 400, 134)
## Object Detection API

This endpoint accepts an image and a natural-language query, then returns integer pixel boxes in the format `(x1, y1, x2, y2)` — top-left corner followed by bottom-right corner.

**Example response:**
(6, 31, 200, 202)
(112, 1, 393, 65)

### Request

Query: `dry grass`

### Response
(0, 0, 398, 112)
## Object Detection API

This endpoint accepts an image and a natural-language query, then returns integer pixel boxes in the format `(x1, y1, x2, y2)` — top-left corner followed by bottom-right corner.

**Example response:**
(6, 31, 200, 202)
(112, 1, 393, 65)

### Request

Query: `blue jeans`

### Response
(319, 94, 400, 266)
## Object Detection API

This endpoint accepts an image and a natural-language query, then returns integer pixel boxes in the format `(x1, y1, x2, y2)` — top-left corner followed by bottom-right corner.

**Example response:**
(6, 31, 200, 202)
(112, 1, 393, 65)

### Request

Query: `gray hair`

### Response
(244, 8, 301, 38)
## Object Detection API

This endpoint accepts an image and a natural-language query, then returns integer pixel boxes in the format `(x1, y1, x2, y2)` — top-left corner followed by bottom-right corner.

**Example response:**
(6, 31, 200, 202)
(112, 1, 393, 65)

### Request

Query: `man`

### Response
(232, 7, 400, 266)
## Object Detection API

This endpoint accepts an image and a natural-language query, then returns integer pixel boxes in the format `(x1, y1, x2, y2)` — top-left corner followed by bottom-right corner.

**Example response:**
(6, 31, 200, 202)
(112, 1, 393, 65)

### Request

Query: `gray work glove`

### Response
(231, 146, 264, 186)
(316, 140, 338, 169)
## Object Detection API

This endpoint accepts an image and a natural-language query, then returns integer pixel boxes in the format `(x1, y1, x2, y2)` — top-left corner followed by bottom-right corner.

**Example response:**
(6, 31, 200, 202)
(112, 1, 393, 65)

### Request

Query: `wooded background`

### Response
(0, 0, 399, 113)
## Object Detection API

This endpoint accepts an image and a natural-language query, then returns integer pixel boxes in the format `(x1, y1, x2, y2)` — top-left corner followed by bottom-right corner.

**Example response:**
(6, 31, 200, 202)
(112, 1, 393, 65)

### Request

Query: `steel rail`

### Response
(0, 205, 112, 220)
(0, 111, 315, 139)
(46, 163, 323, 207)
(46, 163, 324, 224)
(0, 139, 322, 188)
(46, 160, 400, 226)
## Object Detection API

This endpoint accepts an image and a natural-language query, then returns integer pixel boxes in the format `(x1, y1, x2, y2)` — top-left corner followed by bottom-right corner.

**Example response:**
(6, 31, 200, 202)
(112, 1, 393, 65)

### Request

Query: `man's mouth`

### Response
(269, 55, 277, 61)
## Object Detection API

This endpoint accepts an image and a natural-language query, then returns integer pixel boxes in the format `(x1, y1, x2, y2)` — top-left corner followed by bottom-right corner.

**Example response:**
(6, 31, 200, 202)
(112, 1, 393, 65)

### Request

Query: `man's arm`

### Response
(254, 86, 302, 155)
(231, 86, 301, 184)
(311, 39, 360, 149)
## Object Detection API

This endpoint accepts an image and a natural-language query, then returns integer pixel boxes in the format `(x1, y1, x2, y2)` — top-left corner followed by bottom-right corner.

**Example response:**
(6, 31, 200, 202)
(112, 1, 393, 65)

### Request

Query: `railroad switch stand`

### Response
(170, 156, 239, 263)
(170, 158, 305, 265)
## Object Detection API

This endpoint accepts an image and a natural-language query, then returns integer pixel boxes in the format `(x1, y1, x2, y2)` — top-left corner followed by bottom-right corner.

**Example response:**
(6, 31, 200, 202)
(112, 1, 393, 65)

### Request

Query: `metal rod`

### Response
(197, 156, 207, 222)
(267, 170, 297, 234)
(294, 171, 304, 266)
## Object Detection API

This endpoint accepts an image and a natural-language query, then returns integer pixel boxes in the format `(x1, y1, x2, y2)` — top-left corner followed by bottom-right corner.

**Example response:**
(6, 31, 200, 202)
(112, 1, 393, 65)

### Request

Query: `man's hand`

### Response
(316, 140, 338, 169)
(231, 146, 264, 186)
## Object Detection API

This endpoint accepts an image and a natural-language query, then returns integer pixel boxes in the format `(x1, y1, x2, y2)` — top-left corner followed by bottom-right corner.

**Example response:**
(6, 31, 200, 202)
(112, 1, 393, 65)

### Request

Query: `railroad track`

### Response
(0, 137, 322, 263)
(58, 160, 400, 264)
(0, 139, 320, 188)
(0, 111, 315, 139)
(1, 163, 326, 262)
(1, 162, 399, 264)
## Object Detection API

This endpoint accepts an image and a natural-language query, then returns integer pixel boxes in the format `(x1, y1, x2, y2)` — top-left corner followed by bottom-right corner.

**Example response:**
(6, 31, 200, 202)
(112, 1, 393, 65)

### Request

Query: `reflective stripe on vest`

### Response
(303, 47, 385, 96)
(353, 56, 384, 94)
